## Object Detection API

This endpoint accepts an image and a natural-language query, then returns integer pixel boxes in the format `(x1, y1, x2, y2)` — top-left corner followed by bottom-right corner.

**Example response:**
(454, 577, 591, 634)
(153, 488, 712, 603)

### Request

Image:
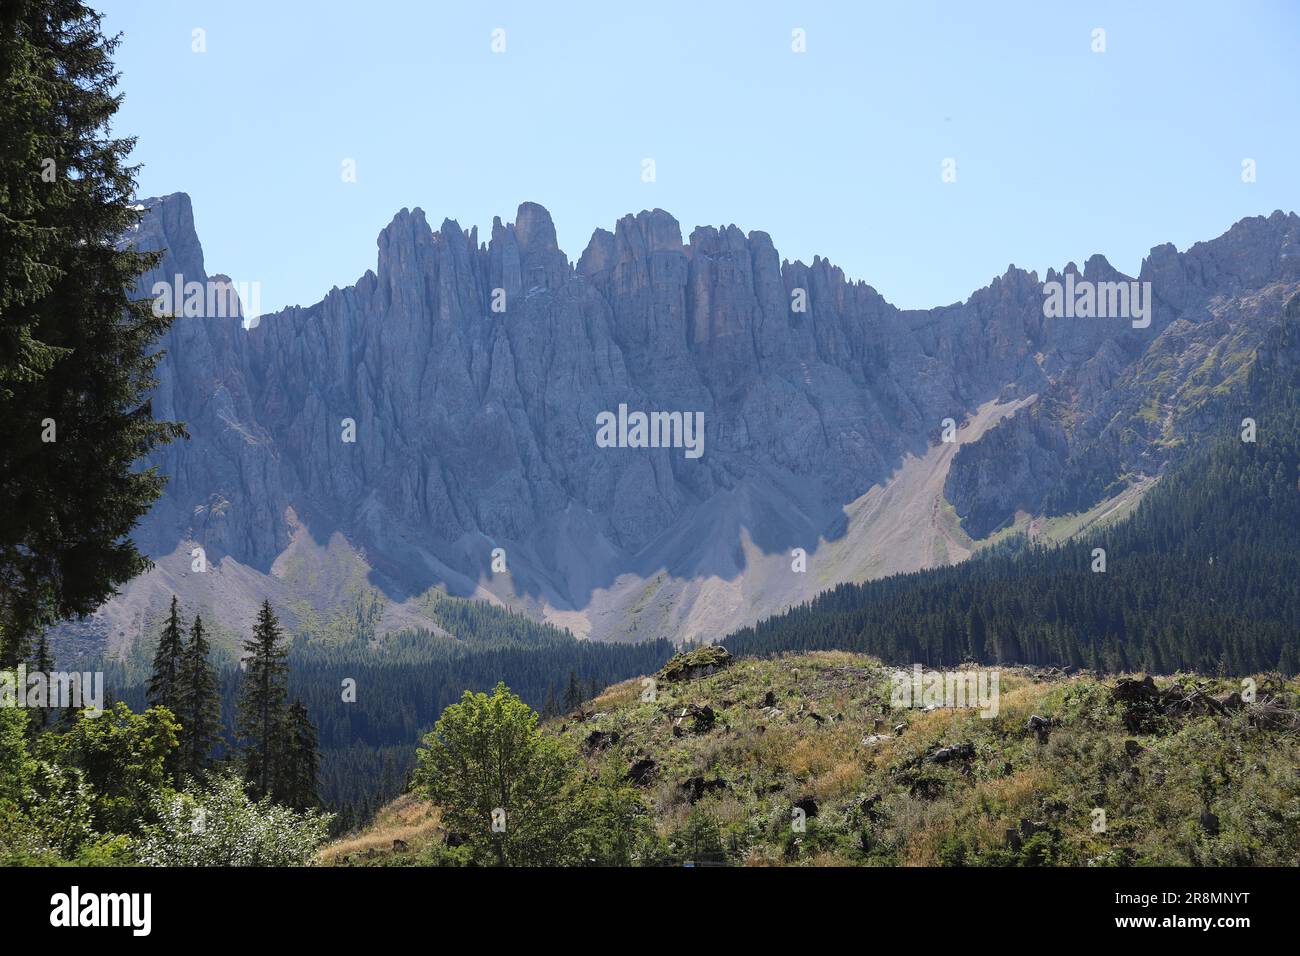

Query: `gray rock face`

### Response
(946, 212, 1300, 535)
(97, 196, 1300, 647)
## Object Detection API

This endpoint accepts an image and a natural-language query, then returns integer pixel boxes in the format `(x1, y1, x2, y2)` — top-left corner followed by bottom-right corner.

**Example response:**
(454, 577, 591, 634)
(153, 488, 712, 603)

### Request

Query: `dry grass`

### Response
(318, 793, 442, 864)
(974, 766, 1052, 814)
(812, 759, 865, 801)
(590, 677, 644, 713)
(787, 727, 861, 778)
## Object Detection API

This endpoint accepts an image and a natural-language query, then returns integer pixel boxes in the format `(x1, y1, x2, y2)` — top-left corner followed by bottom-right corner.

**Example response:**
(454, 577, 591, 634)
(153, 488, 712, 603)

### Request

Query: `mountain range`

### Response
(57, 195, 1300, 657)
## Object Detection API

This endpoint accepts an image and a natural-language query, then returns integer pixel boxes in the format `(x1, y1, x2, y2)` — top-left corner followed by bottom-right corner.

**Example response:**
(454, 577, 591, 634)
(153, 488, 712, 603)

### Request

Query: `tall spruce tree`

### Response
(147, 595, 185, 713)
(0, 0, 185, 666)
(28, 630, 54, 731)
(236, 599, 289, 798)
(562, 670, 583, 712)
(177, 612, 221, 780)
(278, 698, 320, 811)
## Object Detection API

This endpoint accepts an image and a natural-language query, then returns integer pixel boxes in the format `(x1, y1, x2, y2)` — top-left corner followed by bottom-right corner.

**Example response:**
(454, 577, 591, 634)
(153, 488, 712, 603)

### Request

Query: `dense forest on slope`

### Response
(101, 595, 676, 829)
(725, 302, 1300, 676)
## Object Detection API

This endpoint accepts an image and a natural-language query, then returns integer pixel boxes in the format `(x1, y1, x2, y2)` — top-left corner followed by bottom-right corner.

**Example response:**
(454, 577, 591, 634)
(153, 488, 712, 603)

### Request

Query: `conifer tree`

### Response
(177, 613, 221, 779)
(147, 596, 185, 713)
(0, 0, 184, 666)
(236, 600, 289, 798)
(278, 698, 320, 811)
(966, 606, 987, 662)
(562, 670, 583, 712)
(28, 630, 54, 731)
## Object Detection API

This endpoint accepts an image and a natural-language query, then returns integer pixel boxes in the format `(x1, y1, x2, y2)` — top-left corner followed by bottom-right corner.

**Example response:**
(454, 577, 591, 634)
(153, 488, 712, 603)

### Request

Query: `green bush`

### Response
(135, 774, 332, 866)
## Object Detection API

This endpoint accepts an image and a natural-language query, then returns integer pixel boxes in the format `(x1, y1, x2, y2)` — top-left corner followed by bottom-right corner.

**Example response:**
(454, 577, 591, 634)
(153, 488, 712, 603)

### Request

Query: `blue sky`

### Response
(99, 0, 1300, 316)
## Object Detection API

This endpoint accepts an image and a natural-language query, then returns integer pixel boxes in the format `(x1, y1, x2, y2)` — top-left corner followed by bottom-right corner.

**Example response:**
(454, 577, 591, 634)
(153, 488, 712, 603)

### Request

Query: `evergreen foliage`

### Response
(277, 699, 320, 811)
(725, 303, 1300, 676)
(0, 0, 184, 665)
(146, 595, 184, 713)
(236, 599, 289, 799)
(176, 612, 221, 780)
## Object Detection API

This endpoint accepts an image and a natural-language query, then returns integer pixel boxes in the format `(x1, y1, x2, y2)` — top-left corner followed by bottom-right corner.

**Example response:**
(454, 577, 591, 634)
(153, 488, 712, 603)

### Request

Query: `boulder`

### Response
(1027, 714, 1052, 743)
(793, 796, 819, 818)
(673, 702, 716, 735)
(657, 646, 733, 683)
(927, 742, 975, 764)
(1215, 691, 1245, 711)
(1110, 675, 1172, 732)
(626, 757, 658, 787)
(584, 729, 619, 754)
(682, 776, 728, 804)
(1111, 675, 1160, 703)
(857, 793, 883, 822)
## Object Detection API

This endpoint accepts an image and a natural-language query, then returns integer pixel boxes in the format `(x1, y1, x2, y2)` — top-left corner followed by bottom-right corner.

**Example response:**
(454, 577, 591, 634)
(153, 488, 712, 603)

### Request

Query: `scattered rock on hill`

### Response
(857, 793, 883, 821)
(1004, 819, 1052, 851)
(793, 796, 819, 818)
(1215, 691, 1245, 711)
(584, 730, 620, 754)
(1248, 697, 1300, 731)
(1112, 675, 1161, 703)
(657, 646, 733, 683)
(1111, 675, 1272, 732)
(927, 742, 976, 764)
(626, 757, 658, 787)
(673, 703, 716, 736)
(1111, 676, 1173, 732)
(1027, 714, 1052, 743)
(682, 776, 728, 804)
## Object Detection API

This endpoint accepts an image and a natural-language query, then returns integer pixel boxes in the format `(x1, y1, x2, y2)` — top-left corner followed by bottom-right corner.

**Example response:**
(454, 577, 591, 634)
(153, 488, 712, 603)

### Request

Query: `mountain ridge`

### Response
(56, 196, 1300, 658)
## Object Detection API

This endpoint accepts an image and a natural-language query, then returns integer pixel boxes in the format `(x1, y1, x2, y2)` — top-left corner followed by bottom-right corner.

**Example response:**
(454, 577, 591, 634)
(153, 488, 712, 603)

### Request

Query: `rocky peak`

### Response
(512, 202, 570, 292)
(98, 194, 1300, 650)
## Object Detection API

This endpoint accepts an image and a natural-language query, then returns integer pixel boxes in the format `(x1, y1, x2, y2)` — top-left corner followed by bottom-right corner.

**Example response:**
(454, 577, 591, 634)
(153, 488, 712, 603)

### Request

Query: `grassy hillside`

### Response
(322, 651, 1300, 866)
